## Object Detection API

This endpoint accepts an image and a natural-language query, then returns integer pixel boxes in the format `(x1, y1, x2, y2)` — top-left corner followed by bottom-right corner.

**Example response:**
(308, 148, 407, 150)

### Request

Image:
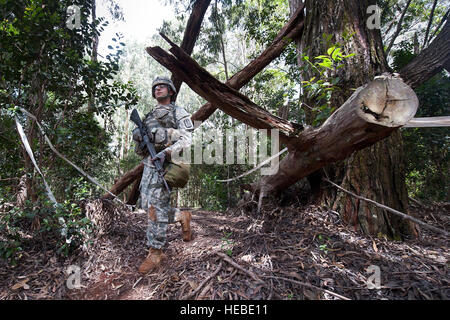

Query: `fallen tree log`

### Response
(143, 37, 419, 198)
(148, 35, 303, 146)
(253, 75, 419, 197)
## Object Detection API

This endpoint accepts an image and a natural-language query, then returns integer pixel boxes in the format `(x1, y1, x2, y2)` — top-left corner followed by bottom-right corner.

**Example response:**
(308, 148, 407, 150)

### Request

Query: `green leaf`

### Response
(331, 47, 342, 60)
(318, 60, 332, 68)
(327, 46, 336, 55)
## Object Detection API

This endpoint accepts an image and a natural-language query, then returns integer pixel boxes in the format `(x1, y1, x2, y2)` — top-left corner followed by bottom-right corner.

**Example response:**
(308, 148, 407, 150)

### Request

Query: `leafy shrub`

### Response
(0, 188, 93, 265)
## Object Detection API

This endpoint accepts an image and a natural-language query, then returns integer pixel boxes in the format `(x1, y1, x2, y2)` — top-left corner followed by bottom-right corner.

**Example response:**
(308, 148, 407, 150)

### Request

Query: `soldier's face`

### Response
(154, 84, 170, 99)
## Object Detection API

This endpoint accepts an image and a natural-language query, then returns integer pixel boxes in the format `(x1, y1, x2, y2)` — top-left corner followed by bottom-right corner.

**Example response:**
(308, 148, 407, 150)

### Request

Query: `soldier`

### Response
(132, 76, 194, 274)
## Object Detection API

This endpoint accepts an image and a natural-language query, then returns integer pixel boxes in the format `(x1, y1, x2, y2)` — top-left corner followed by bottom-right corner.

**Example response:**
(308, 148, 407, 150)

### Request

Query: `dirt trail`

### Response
(1, 202, 448, 300)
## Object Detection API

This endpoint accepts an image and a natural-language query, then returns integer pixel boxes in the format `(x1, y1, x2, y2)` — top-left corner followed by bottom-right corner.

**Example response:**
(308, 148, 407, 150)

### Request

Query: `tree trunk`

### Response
(102, 163, 143, 200)
(295, 0, 416, 239)
(171, 0, 212, 96)
(331, 131, 414, 238)
(88, 0, 98, 112)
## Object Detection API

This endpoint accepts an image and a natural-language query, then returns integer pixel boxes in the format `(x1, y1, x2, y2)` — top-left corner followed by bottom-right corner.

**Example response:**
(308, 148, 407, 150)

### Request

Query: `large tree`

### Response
(0, 0, 137, 204)
(292, 0, 414, 239)
(108, 0, 449, 239)
(289, 0, 449, 239)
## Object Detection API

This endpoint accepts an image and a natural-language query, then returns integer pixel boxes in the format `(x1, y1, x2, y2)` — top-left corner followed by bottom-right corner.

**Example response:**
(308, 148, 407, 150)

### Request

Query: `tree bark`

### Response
(126, 175, 141, 205)
(295, 0, 416, 239)
(400, 17, 450, 89)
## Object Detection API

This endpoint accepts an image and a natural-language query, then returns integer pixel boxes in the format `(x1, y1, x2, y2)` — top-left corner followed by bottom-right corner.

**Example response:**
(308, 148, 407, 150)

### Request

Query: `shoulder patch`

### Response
(181, 117, 194, 130)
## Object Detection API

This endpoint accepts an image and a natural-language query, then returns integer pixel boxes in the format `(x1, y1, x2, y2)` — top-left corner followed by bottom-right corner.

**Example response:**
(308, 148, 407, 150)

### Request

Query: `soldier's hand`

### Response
(132, 128, 143, 142)
(151, 150, 166, 165)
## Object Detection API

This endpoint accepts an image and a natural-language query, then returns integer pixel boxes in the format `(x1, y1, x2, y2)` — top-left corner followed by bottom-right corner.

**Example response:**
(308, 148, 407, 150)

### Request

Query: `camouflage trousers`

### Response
(139, 158, 180, 249)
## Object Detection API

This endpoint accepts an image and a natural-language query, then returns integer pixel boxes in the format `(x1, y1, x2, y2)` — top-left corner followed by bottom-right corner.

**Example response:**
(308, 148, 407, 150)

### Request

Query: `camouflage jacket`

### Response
(133, 103, 194, 161)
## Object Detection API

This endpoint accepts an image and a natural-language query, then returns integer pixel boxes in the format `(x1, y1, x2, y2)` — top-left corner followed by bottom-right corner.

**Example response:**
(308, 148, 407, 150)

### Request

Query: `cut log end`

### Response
(356, 76, 419, 127)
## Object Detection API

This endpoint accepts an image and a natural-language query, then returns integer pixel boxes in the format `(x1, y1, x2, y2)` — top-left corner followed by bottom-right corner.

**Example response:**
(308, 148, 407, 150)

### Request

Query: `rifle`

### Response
(130, 109, 171, 193)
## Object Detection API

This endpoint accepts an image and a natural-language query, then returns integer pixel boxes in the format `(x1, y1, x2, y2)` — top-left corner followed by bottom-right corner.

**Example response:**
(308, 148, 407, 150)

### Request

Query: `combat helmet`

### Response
(152, 76, 177, 101)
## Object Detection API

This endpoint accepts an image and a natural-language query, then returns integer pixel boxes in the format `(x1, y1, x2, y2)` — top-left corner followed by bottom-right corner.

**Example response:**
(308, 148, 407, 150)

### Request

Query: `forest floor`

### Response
(0, 199, 448, 300)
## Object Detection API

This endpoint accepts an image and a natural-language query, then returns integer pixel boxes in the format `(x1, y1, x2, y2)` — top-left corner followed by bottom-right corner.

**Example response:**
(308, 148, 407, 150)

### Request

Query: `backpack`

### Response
(164, 160, 190, 188)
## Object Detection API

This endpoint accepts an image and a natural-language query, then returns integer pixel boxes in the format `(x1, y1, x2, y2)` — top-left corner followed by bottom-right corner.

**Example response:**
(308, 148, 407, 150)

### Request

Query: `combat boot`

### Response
(138, 248, 165, 274)
(175, 210, 192, 242)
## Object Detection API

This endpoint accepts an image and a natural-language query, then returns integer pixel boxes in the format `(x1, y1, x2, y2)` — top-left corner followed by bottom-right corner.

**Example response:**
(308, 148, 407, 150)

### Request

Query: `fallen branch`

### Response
(216, 252, 264, 284)
(324, 178, 449, 236)
(408, 196, 424, 207)
(261, 275, 351, 300)
(182, 261, 223, 300)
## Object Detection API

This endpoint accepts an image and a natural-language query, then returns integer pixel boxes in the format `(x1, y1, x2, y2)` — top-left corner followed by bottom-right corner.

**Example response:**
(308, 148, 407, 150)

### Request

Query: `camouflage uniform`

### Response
(135, 102, 194, 249)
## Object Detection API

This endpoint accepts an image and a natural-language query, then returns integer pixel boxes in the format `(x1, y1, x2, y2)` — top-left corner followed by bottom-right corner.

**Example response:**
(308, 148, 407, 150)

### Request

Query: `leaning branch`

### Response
(400, 16, 450, 88)
(422, 0, 438, 50)
(428, 8, 450, 44)
(191, 2, 305, 122)
(385, 0, 413, 56)
(324, 178, 448, 236)
(172, 0, 211, 96)
(146, 36, 303, 146)
(102, 163, 143, 200)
